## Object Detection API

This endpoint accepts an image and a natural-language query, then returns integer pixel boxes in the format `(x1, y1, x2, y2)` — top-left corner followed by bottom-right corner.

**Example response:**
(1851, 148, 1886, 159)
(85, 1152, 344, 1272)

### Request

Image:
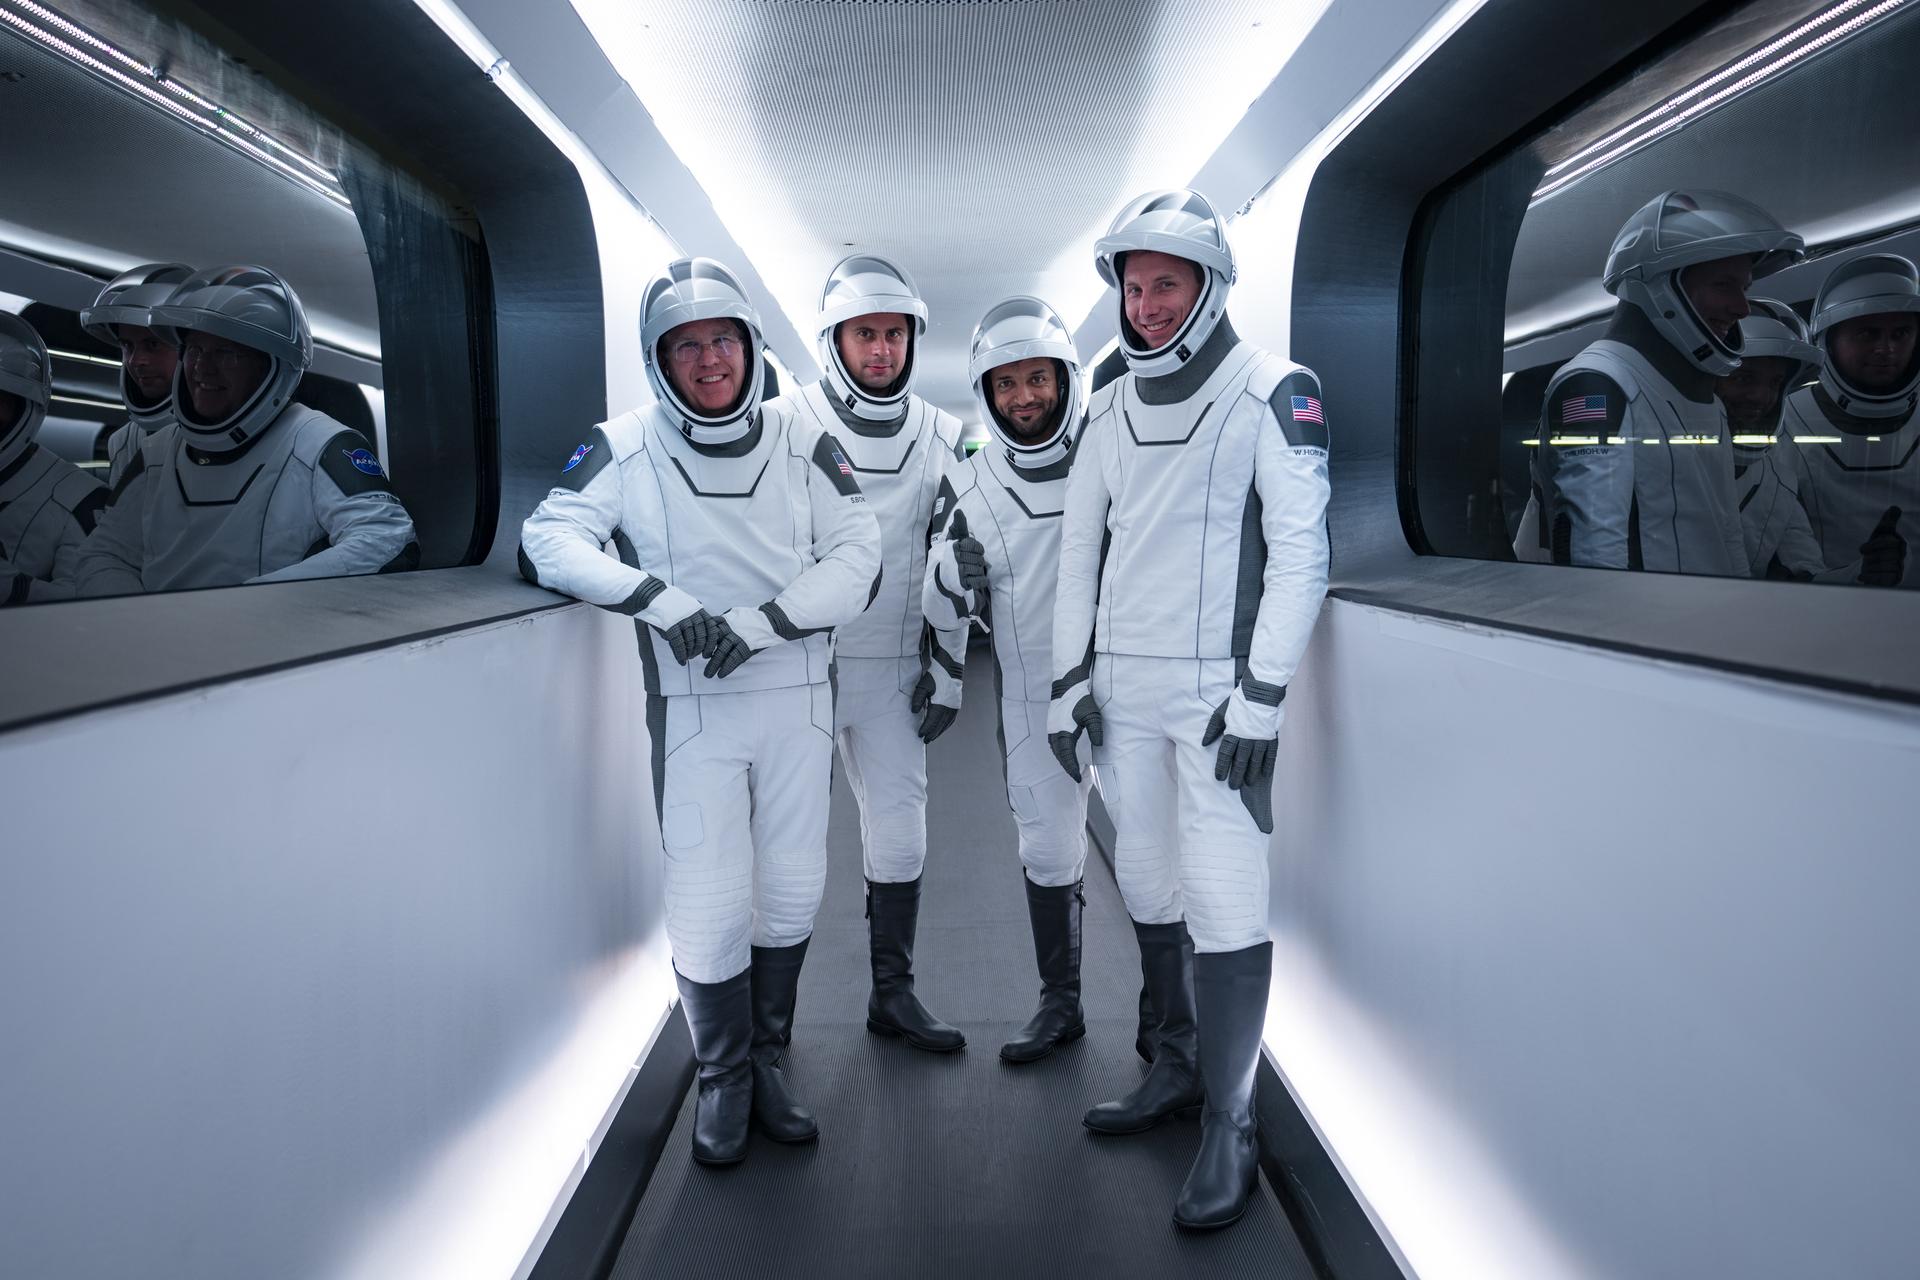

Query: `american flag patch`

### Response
(1561, 395, 1608, 422)
(832, 449, 853, 477)
(1290, 395, 1324, 424)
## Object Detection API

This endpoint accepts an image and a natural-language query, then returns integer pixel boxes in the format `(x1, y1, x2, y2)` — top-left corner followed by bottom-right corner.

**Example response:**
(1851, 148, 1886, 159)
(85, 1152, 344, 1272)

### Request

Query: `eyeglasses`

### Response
(182, 342, 254, 370)
(669, 333, 743, 364)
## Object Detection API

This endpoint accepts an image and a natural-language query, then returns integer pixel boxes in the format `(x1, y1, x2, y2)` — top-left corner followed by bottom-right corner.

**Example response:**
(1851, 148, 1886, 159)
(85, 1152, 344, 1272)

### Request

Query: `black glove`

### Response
(1202, 698, 1277, 835)
(660, 608, 722, 666)
(703, 618, 755, 679)
(1858, 505, 1906, 588)
(948, 510, 990, 593)
(910, 671, 958, 743)
(1048, 696, 1103, 783)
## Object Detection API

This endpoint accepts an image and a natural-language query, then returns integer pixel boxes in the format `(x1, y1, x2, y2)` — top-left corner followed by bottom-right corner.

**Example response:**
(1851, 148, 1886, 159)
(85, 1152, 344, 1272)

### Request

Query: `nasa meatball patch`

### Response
(563, 443, 594, 473)
(344, 448, 386, 477)
(320, 432, 397, 495)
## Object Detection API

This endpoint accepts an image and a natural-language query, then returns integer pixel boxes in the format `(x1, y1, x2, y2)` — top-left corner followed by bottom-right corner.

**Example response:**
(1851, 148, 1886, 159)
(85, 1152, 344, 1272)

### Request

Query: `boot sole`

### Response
(1082, 1102, 1201, 1135)
(866, 1017, 966, 1052)
(752, 1119, 820, 1144)
(690, 1147, 748, 1167)
(1173, 1201, 1251, 1232)
(999, 1021, 1086, 1064)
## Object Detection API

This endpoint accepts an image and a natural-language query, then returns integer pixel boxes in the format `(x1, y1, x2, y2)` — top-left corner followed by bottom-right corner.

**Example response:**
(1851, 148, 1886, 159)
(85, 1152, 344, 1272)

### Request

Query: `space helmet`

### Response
(149, 265, 312, 453)
(1809, 252, 1920, 418)
(79, 261, 195, 433)
(968, 295, 1083, 468)
(1094, 188, 1236, 378)
(0, 312, 52, 472)
(640, 257, 768, 446)
(817, 252, 928, 422)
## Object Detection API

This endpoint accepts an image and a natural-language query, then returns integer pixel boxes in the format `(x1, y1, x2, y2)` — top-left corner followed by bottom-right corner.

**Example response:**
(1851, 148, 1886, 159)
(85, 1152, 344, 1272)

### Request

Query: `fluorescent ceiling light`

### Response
(0, 0, 351, 209)
(1534, 0, 1914, 203)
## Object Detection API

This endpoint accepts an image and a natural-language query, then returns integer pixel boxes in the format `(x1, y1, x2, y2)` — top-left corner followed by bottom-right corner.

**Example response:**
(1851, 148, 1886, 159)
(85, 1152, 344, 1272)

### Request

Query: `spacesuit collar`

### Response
(1606, 304, 1715, 404)
(1812, 383, 1916, 435)
(1009, 440, 1074, 482)
(820, 377, 908, 436)
(684, 409, 765, 457)
(0, 439, 39, 489)
(1134, 316, 1239, 405)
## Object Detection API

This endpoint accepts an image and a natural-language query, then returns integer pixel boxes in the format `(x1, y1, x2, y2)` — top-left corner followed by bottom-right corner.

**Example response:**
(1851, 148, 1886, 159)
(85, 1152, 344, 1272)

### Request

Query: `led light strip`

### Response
(48, 346, 119, 367)
(51, 391, 121, 409)
(0, 0, 351, 209)
(1533, 0, 1913, 202)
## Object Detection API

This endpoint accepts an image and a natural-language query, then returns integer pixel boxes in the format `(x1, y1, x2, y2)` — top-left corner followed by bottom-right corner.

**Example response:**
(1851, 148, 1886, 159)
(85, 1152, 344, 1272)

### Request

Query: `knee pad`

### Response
(752, 848, 828, 948)
(1113, 844, 1182, 925)
(1178, 847, 1270, 952)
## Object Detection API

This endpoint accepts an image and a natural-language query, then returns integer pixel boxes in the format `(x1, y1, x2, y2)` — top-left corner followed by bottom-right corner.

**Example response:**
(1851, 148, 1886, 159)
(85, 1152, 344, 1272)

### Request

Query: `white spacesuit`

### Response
(773, 252, 971, 1054)
(0, 313, 107, 604)
(1051, 189, 1330, 1230)
(73, 266, 417, 596)
(1716, 299, 1847, 583)
(78, 262, 194, 496)
(1513, 190, 1803, 575)
(521, 257, 883, 1166)
(1777, 252, 1920, 589)
(921, 295, 1093, 1064)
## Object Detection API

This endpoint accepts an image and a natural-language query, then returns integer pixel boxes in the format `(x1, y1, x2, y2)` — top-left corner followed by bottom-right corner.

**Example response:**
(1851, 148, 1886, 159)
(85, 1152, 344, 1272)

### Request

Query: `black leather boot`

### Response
(1174, 941, 1273, 1230)
(750, 939, 819, 1143)
(1000, 876, 1086, 1063)
(1136, 982, 1157, 1063)
(1083, 919, 1202, 1134)
(866, 877, 966, 1052)
(674, 966, 753, 1166)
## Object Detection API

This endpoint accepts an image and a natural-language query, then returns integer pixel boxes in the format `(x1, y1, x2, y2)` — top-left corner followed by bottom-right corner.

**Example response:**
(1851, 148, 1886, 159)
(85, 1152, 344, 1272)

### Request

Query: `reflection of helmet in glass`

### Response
(0, 312, 52, 471)
(1735, 298, 1820, 386)
(817, 253, 927, 422)
(1809, 252, 1920, 416)
(80, 262, 195, 432)
(968, 295, 1083, 468)
(640, 257, 766, 446)
(149, 266, 312, 453)
(1095, 188, 1236, 378)
(1602, 190, 1803, 376)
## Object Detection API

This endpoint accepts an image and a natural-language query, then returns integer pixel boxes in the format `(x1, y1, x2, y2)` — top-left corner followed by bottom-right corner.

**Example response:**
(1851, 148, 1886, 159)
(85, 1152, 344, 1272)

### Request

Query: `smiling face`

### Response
(182, 331, 271, 422)
(1716, 355, 1794, 431)
(1122, 250, 1203, 351)
(1680, 255, 1755, 342)
(1828, 311, 1919, 393)
(988, 357, 1061, 442)
(837, 312, 911, 392)
(115, 324, 178, 404)
(663, 317, 749, 415)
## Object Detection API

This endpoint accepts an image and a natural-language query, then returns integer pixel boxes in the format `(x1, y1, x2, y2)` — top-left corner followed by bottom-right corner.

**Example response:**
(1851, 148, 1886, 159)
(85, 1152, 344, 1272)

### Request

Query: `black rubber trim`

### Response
(70, 483, 109, 535)
(1241, 677, 1286, 706)
(761, 599, 828, 642)
(174, 459, 265, 508)
(526, 1007, 697, 1280)
(615, 576, 667, 617)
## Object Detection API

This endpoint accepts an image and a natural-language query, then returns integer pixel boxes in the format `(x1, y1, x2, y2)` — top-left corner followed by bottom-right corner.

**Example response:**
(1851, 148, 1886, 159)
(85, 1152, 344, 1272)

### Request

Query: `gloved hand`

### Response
(660, 607, 724, 666)
(1047, 674, 1102, 782)
(910, 670, 958, 743)
(1201, 679, 1286, 836)
(1858, 505, 1906, 587)
(704, 617, 755, 679)
(948, 510, 990, 593)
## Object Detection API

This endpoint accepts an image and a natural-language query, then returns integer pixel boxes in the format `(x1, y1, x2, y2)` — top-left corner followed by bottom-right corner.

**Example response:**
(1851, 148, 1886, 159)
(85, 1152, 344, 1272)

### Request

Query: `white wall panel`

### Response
(0, 604, 672, 1280)
(1267, 598, 1920, 1280)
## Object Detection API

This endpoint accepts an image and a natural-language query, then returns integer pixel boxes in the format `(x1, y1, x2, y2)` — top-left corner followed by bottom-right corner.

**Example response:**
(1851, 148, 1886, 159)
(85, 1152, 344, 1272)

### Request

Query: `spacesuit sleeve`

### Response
(1052, 414, 1112, 696)
(919, 442, 972, 709)
(748, 429, 884, 642)
(1245, 370, 1332, 694)
(250, 432, 420, 584)
(72, 454, 150, 597)
(518, 426, 714, 629)
(1540, 372, 1634, 568)
(43, 483, 107, 590)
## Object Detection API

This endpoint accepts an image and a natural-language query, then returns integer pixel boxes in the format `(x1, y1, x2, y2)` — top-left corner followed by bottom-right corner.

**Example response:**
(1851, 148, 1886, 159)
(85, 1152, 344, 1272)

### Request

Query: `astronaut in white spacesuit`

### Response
(1714, 298, 1899, 585)
(1512, 190, 1803, 575)
(73, 266, 417, 595)
(921, 295, 1092, 1064)
(772, 253, 972, 1054)
(0, 313, 107, 605)
(520, 257, 883, 1166)
(1050, 190, 1331, 1230)
(1776, 251, 1919, 588)
(79, 262, 194, 496)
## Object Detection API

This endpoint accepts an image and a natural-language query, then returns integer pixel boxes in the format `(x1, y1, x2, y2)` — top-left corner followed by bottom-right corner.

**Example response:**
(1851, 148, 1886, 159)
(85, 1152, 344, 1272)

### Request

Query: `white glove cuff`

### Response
(927, 659, 963, 709)
(1047, 677, 1091, 735)
(1225, 683, 1284, 740)
(636, 581, 704, 632)
(721, 605, 781, 652)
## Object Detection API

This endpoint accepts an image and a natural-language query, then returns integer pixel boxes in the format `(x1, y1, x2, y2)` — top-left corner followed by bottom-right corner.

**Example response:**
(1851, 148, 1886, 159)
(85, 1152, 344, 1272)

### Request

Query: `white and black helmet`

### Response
(1735, 297, 1821, 387)
(968, 295, 1083, 468)
(817, 252, 927, 422)
(1094, 188, 1236, 378)
(79, 261, 195, 433)
(0, 312, 51, 471)
(640, 257, 767, 446)
(1602, 190, 1803, 377)
(1809, 252, 1920, 417)
(150, 265, 312, 453)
